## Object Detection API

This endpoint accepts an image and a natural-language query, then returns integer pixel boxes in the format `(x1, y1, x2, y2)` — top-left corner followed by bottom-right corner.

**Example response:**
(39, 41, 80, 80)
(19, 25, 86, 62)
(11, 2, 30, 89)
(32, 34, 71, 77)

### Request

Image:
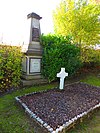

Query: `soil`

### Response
(20, 82, 100, 130)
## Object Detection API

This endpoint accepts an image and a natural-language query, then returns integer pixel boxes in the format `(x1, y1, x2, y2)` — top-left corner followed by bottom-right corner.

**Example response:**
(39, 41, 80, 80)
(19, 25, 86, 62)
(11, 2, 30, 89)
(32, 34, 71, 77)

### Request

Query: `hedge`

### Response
(0, 45, 22, 93)
(41, 34, 82, 82)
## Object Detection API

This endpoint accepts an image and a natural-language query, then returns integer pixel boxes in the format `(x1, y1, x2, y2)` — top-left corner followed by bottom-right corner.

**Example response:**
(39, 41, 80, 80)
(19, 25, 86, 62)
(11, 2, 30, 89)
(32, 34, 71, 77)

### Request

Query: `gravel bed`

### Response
(18, 82, 100, 131)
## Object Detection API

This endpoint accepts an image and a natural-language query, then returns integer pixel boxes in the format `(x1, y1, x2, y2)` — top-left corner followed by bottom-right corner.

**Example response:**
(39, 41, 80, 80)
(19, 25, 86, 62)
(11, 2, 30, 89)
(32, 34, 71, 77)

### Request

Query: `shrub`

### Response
(81, 47, 100, 68)
(41, 34, 82, 82)
(0, 45, 22, 93)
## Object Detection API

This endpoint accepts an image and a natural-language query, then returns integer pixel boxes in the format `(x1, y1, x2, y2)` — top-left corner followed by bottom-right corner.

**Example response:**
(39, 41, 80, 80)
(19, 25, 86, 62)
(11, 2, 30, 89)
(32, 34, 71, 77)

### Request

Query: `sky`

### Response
(0, 0, 61, 45)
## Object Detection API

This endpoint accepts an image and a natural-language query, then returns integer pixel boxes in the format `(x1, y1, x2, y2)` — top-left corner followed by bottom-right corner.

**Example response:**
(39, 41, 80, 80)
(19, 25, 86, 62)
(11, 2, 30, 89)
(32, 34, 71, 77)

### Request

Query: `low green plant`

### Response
(0, 45, 22, 92)
(41, 34, 82, 82)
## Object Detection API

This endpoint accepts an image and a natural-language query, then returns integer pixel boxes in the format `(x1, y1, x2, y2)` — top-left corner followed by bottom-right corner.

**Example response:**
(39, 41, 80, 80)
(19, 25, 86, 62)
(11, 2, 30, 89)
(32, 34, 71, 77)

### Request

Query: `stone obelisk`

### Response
(21, 12, 46, 86)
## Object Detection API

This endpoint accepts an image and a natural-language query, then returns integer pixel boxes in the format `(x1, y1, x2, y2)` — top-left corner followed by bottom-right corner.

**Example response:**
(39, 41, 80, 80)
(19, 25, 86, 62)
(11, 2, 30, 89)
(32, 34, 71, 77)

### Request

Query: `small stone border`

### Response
(15, 82, 100, 133)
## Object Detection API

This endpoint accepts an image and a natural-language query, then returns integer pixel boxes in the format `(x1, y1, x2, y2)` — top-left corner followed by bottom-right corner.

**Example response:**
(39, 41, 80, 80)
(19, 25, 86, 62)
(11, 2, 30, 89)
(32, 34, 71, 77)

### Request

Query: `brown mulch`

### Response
(19, 82, 100, 130)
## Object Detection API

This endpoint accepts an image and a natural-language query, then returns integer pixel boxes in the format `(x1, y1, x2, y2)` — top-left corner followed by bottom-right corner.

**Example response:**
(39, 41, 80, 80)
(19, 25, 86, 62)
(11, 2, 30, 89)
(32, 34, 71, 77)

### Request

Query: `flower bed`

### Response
(15, 82, 100, 133)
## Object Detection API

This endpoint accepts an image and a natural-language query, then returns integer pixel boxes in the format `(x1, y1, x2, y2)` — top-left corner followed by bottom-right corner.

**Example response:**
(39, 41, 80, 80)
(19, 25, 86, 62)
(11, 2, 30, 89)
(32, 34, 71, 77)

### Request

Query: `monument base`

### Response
(21, 73, 48, 86)
(22, 73, 42, 80)
(21, 78, 48, 86)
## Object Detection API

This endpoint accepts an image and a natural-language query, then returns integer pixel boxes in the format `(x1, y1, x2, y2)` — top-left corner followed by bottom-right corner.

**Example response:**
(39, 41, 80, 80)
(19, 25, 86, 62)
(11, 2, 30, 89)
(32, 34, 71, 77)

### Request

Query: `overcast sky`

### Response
(0, 0, 61, 45)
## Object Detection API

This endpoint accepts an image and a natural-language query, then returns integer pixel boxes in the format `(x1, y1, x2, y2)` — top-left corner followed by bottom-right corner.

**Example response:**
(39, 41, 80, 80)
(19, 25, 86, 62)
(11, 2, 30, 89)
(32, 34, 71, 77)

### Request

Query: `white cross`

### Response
(57, 68, 68, 90)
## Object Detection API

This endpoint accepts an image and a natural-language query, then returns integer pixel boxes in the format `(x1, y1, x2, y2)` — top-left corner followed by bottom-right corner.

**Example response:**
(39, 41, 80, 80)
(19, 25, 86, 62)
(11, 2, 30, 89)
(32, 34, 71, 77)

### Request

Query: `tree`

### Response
(53, 0, 100, 47)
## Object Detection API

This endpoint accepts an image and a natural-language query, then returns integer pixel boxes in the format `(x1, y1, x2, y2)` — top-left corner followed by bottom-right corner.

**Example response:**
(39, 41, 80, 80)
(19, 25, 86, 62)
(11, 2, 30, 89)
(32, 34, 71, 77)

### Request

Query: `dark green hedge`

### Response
(0, 45, 22, 93)
(41, 34, 82, 82)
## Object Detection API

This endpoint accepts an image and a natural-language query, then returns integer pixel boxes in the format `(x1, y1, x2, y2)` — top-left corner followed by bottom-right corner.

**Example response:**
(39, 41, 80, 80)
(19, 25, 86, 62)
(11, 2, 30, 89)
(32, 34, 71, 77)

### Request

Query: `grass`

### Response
(68, 109, 100, 133)
(81, 75, 100, 87)
(0, 84, 57, 133)
(0, 75, 100, 133)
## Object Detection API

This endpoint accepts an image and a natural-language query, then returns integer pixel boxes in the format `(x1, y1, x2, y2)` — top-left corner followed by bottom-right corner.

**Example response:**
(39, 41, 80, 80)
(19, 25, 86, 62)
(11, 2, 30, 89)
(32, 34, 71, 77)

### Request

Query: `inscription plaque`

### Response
(30, 58, 41, 73)
(32, 28, 40, 41)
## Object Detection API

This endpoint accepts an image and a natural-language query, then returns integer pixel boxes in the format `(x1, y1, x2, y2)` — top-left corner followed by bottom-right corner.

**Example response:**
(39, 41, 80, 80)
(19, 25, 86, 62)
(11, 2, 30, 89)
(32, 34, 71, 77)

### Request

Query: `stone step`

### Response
(21, 78, 48, 86)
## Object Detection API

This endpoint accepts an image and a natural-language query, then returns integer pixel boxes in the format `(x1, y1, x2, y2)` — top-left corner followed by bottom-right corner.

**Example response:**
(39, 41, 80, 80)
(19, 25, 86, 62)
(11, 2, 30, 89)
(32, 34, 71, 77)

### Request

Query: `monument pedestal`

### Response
(21, 78, 48, 86)
(21, 12, 47, 86)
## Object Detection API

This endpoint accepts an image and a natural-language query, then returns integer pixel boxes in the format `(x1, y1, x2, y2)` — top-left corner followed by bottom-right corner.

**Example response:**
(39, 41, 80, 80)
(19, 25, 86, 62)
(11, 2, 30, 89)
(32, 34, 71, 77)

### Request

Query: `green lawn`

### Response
(0, 75, 100, 133)
(81, 75, 100, 87)
(68, 109, 100, 133)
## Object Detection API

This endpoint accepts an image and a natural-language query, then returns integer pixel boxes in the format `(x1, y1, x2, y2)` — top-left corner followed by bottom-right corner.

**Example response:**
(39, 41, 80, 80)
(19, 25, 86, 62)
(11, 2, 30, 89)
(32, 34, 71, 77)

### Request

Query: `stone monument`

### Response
(21, 12, 46, 86)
